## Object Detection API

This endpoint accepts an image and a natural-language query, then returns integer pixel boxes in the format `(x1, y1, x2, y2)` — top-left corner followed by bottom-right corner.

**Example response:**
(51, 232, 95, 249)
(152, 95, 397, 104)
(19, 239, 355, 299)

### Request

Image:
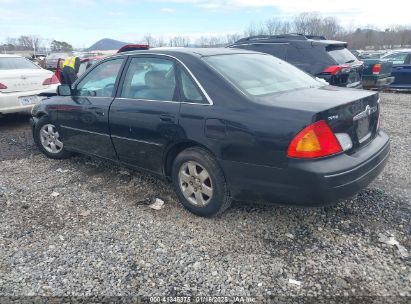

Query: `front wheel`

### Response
(172, 147, 231, 217)
(33, 116, 72, 159)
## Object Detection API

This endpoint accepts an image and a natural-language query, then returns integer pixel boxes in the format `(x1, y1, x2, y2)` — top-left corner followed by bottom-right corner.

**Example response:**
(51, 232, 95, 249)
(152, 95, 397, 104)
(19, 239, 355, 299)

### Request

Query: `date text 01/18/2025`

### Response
(149, 296, 257, 303)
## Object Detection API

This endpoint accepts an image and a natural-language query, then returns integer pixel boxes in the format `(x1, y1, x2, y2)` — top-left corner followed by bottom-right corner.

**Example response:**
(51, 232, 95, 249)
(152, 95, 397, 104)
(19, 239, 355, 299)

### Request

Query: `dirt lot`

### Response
(0, 93, 410, 302)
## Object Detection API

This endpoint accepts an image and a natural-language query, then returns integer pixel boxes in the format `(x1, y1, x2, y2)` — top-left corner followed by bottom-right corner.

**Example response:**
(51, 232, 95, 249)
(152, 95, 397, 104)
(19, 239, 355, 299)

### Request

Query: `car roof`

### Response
(232, 34, 347, 47)
(383, 49, 411, 55)
(109, 47, 259, 59)
(0, 54, 22, 58)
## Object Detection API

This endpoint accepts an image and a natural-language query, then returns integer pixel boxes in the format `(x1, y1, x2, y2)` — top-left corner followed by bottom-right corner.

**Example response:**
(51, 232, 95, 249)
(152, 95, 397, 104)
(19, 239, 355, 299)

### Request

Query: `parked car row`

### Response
(77, 44, 150, 76)
(0, 46, 153, 115)
(229, 34, 364, 88)
(229, 34, 411, 91)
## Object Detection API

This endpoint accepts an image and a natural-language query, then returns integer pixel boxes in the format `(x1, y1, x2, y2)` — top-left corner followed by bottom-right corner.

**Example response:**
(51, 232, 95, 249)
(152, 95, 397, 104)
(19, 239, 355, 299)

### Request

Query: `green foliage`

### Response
(51, 40, 73, 52)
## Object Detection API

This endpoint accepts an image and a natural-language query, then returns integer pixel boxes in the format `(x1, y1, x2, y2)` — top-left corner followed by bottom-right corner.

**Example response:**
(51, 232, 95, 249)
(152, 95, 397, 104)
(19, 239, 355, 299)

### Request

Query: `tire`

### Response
(172, 147, 231, 217)
(33, 116, 72, 159)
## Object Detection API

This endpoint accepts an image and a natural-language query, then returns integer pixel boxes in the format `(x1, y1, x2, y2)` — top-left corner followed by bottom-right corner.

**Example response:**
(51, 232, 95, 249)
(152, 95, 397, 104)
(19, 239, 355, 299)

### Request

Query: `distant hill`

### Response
(86, 38, 129, 51)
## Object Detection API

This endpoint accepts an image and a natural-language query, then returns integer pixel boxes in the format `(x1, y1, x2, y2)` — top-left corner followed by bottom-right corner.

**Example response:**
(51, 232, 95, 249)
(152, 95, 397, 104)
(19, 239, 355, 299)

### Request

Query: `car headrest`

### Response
(145, 70, 166, 89)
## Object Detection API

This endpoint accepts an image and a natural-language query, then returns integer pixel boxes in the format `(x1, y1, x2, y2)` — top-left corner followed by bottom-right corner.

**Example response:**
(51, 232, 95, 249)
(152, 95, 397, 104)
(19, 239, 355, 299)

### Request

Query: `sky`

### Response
(0, 0, 409, 48)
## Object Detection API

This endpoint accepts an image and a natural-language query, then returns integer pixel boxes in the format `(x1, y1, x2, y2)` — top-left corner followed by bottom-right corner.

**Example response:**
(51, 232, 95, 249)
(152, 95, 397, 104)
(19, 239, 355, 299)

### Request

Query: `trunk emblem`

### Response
(328, 115, 339, 121)
(20, 75, 27, 80)
(353, 105, 377, 121)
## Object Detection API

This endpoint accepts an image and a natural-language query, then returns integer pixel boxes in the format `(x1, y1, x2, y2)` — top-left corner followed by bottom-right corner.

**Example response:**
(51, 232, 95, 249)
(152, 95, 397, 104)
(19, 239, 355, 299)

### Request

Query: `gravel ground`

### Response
(0, 93, 410, 303)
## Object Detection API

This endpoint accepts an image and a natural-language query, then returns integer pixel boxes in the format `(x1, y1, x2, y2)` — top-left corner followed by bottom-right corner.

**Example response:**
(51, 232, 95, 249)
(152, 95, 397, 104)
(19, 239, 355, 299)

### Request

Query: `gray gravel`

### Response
(0, 92, 410, 302)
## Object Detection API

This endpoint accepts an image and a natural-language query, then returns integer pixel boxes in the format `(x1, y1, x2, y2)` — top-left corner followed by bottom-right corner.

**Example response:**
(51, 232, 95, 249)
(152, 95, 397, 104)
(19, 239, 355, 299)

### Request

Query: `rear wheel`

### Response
(34, 116, 71, 159)
(172, 147, 231, 217)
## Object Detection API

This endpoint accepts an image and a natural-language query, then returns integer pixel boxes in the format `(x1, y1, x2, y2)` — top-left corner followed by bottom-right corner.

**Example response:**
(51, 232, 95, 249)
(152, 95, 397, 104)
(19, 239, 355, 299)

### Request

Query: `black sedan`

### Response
(31, 48, 390, 217)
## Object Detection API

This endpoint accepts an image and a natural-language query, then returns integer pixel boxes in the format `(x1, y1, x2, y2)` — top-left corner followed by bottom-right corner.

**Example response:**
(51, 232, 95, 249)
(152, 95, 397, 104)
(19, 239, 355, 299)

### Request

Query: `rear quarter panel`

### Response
(178, 102, 314, 169)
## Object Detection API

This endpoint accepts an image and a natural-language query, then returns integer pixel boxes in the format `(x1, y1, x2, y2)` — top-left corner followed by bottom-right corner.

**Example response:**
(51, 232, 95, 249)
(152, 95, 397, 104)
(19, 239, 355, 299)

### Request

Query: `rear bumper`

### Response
(362, 76, 395, 89)
(318, 74, 362, 89)
(0, 85, 58, 114)
(221, 130, 390, 206)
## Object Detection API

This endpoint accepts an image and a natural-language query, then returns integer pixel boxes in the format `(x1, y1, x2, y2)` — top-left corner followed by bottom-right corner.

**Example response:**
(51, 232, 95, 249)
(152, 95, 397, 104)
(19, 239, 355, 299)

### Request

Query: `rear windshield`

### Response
(327, 47, 358, 64)
(0, 57, 40, 70)
(203, 53, 321, 96)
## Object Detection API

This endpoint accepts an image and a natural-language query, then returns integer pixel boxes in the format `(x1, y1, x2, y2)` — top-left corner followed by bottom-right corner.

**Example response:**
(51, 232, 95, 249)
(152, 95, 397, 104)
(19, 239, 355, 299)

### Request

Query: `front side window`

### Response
(75, 59, 123, 97)
(382, 53, 408, 65)
(204, 53, 321, 96)
(180, 68, 205, 103)
(0, 57, 40, 70)
(120, 57, 177, 101)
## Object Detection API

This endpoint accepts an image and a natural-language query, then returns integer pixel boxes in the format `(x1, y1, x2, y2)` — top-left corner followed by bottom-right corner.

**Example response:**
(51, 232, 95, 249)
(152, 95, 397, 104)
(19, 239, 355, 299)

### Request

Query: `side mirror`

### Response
(57, 85, 72, 96)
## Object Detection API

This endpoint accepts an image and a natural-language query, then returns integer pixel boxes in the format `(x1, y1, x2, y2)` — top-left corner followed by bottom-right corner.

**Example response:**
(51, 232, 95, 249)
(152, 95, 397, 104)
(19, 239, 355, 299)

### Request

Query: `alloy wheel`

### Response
(178, 161, 213, 206)
(39, 124, 63, 154)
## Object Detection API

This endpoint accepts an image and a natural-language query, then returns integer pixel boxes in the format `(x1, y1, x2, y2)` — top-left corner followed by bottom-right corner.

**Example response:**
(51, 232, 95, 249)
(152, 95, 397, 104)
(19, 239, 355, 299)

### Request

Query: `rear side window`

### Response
(0, 57, 40, 70)
(250, 43, 288, 60)
(180, 68, 206, 104)
(327, 47, 358, 64)
(120, 57, 177, 101)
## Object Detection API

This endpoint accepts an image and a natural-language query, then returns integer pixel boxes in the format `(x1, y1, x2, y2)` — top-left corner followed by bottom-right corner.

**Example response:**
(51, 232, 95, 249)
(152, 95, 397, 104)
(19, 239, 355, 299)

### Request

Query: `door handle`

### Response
(160, 114, 175, 123)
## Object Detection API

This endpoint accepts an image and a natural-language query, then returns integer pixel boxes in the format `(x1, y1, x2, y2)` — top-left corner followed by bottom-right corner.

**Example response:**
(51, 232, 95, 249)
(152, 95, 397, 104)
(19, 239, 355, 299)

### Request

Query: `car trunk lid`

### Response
(319, 92, 379, 151)
(0, 69, 53, 93)
(258, 86, 380, 152)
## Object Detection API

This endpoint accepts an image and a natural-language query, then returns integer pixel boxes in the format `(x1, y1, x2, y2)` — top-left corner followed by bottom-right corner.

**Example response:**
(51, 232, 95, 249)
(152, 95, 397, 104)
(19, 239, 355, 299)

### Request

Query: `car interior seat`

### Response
(134, 70, 175, 101)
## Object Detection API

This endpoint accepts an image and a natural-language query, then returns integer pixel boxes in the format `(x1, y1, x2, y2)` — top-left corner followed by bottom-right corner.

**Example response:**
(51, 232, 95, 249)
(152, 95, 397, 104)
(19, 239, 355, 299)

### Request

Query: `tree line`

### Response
(1, 36, 73, 53)
(140, 12, 411, 50)
(2, 12, 411, 52)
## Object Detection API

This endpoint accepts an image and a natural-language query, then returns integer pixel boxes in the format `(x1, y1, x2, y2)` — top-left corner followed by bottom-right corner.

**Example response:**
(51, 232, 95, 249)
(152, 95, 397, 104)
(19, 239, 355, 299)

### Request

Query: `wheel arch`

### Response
(35, 111, 48, 119)
(163, 140, 218, 179)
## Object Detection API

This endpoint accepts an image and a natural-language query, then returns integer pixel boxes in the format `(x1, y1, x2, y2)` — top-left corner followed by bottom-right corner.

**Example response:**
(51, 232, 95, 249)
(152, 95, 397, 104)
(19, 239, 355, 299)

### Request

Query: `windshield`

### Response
(327, 47, 358, 64)
(203, 53, 321, 96)
(0, 57, 40, 70)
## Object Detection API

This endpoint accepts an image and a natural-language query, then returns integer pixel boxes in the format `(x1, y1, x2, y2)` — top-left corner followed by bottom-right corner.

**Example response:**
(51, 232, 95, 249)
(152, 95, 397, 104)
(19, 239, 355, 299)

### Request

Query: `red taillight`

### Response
(372, 63, 381, 75)
(287, 120, 342, 159)
(322, 65, 350, 75)
(0, 83, 7, 89)
(42, 74, 60, 85)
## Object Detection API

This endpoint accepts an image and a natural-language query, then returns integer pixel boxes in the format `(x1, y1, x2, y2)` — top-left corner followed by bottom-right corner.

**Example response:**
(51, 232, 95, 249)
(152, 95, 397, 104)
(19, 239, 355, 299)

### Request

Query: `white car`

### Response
(0, 54, 59, 115)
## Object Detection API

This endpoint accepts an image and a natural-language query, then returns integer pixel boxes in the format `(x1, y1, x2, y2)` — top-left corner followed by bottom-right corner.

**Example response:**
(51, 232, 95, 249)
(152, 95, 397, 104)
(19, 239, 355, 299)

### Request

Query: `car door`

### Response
(385, 52, 411, 87)
(57, 58, 125, 159)
(109, 55, 181, 174)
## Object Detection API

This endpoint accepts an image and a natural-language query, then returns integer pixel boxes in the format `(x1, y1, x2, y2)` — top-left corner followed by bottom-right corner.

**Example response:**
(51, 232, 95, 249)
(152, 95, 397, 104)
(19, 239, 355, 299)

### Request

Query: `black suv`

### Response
(229, 34, 363, 88)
